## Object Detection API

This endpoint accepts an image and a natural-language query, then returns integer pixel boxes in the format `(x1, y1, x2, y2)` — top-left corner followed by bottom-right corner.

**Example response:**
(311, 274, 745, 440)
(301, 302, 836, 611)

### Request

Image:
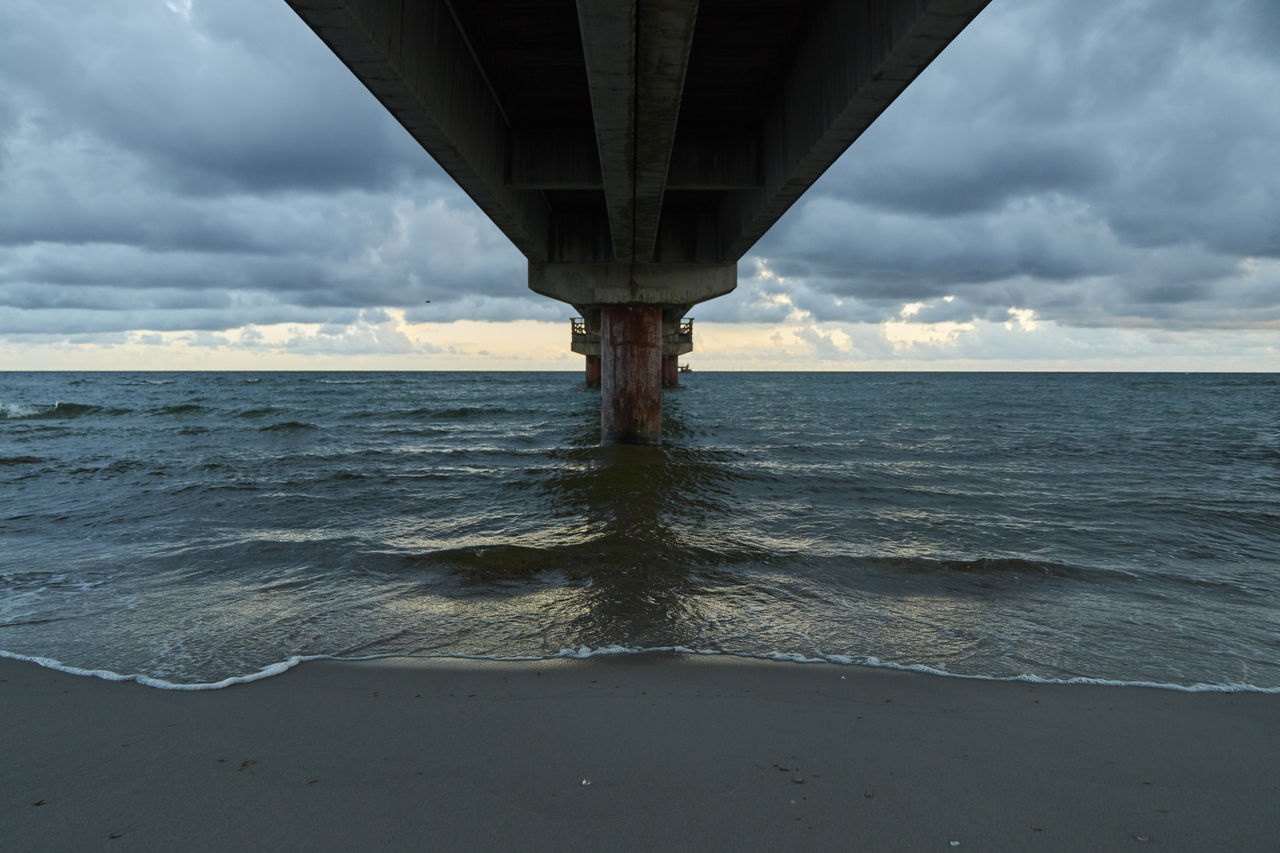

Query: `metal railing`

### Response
(573, 317, 692, 338)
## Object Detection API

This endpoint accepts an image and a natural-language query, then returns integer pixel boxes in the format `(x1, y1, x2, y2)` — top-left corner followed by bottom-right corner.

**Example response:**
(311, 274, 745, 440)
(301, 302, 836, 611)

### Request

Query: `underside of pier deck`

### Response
(286, 0, 991, 442)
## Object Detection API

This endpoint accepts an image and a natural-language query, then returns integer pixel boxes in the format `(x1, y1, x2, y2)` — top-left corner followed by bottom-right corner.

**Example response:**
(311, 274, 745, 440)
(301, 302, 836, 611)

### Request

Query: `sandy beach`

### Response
(3, 654, 1276, 851)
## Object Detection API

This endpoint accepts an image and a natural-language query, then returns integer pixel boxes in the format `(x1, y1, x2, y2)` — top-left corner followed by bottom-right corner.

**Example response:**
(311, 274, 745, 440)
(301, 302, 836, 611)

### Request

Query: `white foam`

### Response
(537, 647, 1280, 693)
(544, 647, 1280, 692)
(1, 402, 40, 418)
(799, 652, 1280, 694)
(4, 646, 1278, 694)
(0, 649, 321, 690)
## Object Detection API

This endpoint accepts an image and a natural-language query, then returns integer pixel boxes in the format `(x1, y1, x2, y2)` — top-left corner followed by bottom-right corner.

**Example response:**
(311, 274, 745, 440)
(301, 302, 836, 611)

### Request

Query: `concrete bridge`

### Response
(285, 0, 990, 443)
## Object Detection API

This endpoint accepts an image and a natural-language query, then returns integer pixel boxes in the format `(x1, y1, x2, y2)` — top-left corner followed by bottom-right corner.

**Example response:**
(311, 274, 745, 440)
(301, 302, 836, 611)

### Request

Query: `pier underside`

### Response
(285, 0, 991, 442)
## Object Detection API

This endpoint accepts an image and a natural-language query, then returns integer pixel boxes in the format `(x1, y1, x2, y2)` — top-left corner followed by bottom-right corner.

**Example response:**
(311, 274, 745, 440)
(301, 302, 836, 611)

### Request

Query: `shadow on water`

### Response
(417, 392, 772, 649)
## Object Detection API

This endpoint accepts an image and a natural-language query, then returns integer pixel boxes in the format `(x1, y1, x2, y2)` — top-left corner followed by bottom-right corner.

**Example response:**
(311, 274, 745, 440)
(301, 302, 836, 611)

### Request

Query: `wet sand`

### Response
(3, 654, 1277, 851)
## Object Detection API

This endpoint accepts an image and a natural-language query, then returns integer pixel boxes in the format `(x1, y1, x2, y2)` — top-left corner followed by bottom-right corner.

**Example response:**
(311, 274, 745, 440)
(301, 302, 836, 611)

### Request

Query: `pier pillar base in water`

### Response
(585, 354, 601, 388)
(601, 304, 662, 444)
(662, 354, 679, 388)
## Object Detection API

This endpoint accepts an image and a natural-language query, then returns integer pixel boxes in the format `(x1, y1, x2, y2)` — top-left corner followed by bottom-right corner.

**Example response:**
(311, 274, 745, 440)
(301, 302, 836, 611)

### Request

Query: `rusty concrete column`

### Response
(662, 354, 679, 388)
(600, 304, 662, 444)
(585, 354, 601, 388)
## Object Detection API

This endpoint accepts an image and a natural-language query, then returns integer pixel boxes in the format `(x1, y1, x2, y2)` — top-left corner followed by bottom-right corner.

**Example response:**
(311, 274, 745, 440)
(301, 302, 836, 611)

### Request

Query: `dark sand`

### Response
(3, 654, 1276, 851)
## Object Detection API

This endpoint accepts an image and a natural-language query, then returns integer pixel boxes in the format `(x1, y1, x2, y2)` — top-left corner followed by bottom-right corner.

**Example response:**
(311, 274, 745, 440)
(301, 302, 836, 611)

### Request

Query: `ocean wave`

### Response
(408, 406, 523, 420)
(2, 401, 126, 420)
(849, 554, 1279, 602)
(69, 458, 152, 475)
(259, 421, 319, 432)
(416, 544, 1100, 591)
(5, 646, 1277, 694)
(324, 470, 369, 481)
(47, 402, 115, 418)
(0, 649, 316, 690)
(1, 402, 40, 418)
(151, 403, 207, 416)
(0, 455, 46, 466)
(114, 377, 175, 386)
(865, 555, 1088, 579)
(414, 539, 783, 585)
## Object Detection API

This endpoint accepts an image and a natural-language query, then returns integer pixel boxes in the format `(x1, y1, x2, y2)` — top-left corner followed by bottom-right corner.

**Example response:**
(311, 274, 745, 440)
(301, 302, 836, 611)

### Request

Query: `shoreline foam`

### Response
(5, 645, 1278, 694)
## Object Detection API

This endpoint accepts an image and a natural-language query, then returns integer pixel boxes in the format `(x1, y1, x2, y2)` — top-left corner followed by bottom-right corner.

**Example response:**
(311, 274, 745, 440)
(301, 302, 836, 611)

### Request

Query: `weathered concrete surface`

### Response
(507, 128, 759, 191)
(529, 261, 735, 307)
(662, 314, 693, 358)
(662, 354, 680, 388)
(577, 0, 699, 263)
(601, 305, 663, 444)
(575, 313, 688, 394)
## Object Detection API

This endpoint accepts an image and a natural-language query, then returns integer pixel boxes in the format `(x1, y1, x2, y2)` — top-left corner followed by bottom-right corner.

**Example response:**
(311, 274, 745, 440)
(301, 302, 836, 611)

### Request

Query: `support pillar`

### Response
(585, 354, 601, 388)
(662, 354, 679, 388)
(600, 304, 662, 445)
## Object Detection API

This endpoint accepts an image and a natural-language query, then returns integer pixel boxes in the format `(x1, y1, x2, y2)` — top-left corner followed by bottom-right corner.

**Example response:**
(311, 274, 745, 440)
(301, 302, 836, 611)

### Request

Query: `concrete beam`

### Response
(575, 1, 638, 261)
(576, 0, 699, 263)
(286, 0, 549, 259)
(718, 0, 991, 261)
(667, 128, 761, 191)
(506, 129, 602, 191)
(653, 208, 721, 263)
(548, 211, 613, 264)
(545, 206, 719, 264)
(507, 128, 760, 191)
(529, 261, 735, 307)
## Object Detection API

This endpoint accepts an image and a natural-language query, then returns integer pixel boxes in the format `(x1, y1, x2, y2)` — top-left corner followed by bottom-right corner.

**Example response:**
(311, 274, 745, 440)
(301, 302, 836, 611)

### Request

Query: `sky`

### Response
(1, 0, 1278, 371)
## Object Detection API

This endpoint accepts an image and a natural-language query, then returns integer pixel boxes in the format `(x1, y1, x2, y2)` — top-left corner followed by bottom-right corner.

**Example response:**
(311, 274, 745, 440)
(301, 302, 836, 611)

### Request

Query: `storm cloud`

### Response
(2, 0, 1279, 354)
(740, 0, 1280, 332)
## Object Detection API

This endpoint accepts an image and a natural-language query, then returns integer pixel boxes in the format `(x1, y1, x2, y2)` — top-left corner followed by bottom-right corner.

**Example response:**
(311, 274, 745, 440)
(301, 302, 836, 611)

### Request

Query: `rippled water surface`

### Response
(2, 371, 1278, 688)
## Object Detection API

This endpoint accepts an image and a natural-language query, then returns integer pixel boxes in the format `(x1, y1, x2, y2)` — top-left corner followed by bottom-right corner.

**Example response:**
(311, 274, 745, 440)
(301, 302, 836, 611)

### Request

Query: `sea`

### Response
(2, 371, 1277, 692)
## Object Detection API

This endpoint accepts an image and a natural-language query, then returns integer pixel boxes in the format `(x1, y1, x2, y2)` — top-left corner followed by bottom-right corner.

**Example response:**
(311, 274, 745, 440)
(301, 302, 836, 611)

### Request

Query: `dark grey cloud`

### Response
(0, 0, 431, 195)
(839, 140, 1113, 219)
(0, 0, 536, 336)
(753, 0, 1280, 331)
(1, 0, 1278, 347)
